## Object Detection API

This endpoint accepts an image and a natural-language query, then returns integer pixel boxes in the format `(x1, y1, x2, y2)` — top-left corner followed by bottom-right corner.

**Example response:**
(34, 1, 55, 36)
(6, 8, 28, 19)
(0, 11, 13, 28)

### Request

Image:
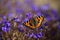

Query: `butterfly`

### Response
(23, 16, 44, 29)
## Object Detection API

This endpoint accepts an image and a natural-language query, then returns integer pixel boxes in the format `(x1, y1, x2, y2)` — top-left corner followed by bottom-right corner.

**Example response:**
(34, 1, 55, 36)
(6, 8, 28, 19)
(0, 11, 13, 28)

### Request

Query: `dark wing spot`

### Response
(29, 23, 33, 26)
(27, 21, 28, 23)
(38, 16, 40, 18)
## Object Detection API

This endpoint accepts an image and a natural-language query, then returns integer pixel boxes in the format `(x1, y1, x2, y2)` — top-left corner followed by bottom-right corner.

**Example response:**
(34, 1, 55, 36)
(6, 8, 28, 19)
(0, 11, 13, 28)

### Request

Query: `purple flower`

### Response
(58, 25, 60, 30)
(3, 16, 6, 20)
(8, 12, 13, 18)
(15, 18, 20, 22)
(31, 5, 38, 11)
(44, 23, 48, 26)
(6, 22, 11, 27)
(37, 12, 42, 16)
(46, 17, 51, 21)
(2, 27, 7, 32)
(33, 32, 43, 38)
(29, 33, 34, 38)
(38, 32, 43, 37)
(16, 8, 23, 14)
(2, 21, 11, 28)
(23, 18, 29, 22)
(33, 34, 38, 38)
(51, 9, 57, 15)
(51, 9, 58, 19)
(37, 34, 42, 38)
(12, 18, 20, 22)
(40, 4, 49, 10)
(2, 27, 10, 32)
(26, 12, 33, 19)
(0, 21, 2, 24)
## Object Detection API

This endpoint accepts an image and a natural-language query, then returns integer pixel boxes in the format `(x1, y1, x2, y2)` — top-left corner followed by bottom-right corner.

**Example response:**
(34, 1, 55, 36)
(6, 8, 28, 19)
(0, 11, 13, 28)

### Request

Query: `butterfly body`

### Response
(23, 16, 44, 29)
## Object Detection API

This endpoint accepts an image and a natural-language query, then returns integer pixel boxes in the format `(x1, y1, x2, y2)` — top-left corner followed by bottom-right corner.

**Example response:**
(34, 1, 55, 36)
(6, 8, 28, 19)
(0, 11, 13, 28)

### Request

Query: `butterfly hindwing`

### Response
(36, 16, 44, 28)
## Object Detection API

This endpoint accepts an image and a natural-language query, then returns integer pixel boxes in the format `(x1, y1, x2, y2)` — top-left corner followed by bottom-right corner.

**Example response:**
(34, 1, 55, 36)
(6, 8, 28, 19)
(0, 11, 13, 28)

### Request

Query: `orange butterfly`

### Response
(23, 16, 44, 29)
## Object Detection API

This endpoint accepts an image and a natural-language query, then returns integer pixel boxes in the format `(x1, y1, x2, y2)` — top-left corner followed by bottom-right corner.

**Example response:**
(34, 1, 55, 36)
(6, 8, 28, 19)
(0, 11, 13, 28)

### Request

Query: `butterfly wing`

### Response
(23, 19, 35, 29)
(35, 16, 44, 28)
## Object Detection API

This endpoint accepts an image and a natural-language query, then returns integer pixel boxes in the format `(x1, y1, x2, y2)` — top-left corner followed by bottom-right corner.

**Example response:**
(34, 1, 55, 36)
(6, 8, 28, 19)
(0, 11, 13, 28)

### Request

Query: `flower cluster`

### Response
(1, 0, 60, 40)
